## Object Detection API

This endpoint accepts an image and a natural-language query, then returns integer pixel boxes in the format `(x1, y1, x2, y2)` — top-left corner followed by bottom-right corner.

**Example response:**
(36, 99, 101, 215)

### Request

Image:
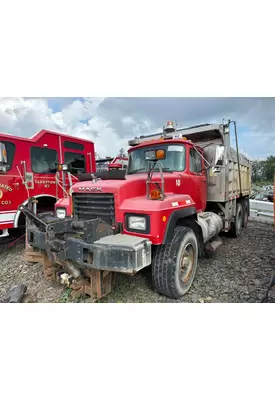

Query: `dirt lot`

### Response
(0, 220, 275, 303)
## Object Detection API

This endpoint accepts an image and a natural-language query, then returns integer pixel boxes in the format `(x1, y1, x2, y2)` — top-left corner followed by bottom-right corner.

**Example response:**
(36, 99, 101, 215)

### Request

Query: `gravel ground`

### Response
(0, 219, 275, 303)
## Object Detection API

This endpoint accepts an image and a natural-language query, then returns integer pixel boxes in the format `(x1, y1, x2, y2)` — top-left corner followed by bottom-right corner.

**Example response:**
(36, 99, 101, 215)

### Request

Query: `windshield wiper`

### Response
(128, 167, 176, 175)
(151, 168, 173, 173)
(128, 168, 146, 174)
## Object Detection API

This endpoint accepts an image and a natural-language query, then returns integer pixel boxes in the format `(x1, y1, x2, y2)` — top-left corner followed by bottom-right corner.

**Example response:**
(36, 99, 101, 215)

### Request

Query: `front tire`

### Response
(152, 226, 198, 299)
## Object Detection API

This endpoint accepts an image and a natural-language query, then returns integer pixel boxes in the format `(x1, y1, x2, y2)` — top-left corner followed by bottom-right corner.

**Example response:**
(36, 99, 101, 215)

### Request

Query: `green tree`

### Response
(251, 160, 265, 182)
(252, 155, 275, 183)
(261, 155, 275, 181)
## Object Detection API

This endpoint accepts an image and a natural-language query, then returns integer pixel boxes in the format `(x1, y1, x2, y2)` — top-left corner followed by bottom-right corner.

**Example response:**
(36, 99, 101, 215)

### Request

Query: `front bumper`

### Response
(28, 220, 152, 274)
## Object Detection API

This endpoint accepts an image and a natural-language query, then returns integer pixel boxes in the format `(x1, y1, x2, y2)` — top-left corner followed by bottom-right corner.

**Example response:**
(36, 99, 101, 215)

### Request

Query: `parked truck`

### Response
(0, 129, 96, 239)
(20, 120, 251, 300)
(96, 155, 128, 172)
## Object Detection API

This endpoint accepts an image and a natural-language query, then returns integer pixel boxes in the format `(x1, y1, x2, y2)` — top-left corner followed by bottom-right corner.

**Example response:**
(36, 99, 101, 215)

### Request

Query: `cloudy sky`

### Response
(0, 97, 274, 159)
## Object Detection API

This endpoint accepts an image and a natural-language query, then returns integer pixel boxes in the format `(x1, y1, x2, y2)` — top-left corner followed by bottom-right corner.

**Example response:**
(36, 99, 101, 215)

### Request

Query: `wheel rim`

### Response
(179, 243, 195, 284)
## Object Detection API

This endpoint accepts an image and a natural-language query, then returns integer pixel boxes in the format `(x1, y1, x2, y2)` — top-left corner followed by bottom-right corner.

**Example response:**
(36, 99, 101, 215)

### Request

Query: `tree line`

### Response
(252, 155, 275, 183)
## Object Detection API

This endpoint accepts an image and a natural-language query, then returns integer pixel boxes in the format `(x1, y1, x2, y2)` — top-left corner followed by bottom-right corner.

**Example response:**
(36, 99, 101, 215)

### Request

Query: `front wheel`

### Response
(152, 226, 198, 299)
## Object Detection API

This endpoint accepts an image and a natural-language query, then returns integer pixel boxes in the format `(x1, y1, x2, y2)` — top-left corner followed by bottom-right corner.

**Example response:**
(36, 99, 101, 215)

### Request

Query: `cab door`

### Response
(188, 147, 207, 212)
(28, 144, 59, 202)
(61, 140, 90, 193)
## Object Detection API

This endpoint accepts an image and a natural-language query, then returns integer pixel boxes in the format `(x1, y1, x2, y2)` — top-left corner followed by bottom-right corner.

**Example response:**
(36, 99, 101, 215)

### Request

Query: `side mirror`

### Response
(214, 145, 225, 166)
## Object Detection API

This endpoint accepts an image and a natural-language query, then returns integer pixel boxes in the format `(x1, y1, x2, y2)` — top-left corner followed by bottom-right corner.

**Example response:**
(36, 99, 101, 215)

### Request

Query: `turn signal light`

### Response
(150, 190, 161, 200)
(57, 164, 69, 171)
(156, 149, 165, 160)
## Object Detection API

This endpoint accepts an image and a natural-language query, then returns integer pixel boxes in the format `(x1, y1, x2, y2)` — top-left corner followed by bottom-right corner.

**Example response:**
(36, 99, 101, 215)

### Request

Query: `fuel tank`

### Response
(197, 212, 223, 243)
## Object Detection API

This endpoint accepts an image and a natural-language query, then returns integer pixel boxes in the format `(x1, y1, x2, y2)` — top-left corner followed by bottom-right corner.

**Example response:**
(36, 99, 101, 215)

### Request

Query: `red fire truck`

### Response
(0, 129, 96, 238)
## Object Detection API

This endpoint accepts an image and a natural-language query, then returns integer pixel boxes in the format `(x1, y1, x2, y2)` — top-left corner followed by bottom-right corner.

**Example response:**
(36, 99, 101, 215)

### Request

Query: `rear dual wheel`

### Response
(242, 200, 249, 228)
(152, 226, 198, 299)
(231, 202, 243, 238)
(231, 200, 249, 238)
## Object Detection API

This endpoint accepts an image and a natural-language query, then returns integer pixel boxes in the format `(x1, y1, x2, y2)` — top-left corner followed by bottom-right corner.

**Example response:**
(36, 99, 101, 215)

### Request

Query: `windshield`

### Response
(128, 144, 186, 174)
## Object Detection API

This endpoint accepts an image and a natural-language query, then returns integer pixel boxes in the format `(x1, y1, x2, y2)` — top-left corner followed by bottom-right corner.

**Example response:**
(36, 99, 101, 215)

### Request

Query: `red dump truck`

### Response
(21, 120, 251, 301)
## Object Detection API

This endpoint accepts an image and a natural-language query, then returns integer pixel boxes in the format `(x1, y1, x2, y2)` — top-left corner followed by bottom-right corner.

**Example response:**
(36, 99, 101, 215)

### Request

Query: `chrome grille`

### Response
(72, 193, 115, 225)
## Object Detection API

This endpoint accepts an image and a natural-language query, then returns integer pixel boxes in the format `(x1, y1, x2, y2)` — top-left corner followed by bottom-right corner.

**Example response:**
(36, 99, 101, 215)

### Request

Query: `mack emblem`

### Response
(79, 186, 102, 192)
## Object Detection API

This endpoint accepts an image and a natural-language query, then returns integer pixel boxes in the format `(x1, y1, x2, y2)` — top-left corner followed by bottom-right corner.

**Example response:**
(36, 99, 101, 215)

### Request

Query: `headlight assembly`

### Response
(125, 214, 150, 233)
(128, 216, 146, 231)
(56, 208, 66, 219)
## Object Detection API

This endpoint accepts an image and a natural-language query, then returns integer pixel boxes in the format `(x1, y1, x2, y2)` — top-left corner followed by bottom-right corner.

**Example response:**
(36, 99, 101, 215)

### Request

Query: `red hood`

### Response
(71, 172, 190, 216)
(72, 172, 186, 197)
(72, 174, 148, 197)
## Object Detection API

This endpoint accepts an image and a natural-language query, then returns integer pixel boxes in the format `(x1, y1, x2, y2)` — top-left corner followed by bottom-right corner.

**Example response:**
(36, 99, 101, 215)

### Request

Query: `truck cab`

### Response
(127, 138, 207, 213)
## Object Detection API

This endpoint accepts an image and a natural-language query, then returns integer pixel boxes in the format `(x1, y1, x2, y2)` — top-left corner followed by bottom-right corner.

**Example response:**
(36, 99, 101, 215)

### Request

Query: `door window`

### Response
(64, 152, 86, 175)
(190, 148, 203, 173)
(31, 146, 58, 174)
(64, 141, 84, 151)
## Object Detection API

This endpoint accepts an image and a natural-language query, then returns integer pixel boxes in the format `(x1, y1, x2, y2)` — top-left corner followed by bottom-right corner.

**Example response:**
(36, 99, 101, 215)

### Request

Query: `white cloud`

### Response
(238, 130, 275, 160)
(71, 115, 129, 156)
(122, 116, 135, 127)
(1, 97, 275, 159)
(0, 97, 128, 157)
(101, 97, 275, 159)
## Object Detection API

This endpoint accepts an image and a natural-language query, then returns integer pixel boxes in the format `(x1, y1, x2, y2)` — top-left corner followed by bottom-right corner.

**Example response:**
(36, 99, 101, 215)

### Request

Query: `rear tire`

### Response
(152, 226, 198, 299)
(231, 202, 244, 238)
